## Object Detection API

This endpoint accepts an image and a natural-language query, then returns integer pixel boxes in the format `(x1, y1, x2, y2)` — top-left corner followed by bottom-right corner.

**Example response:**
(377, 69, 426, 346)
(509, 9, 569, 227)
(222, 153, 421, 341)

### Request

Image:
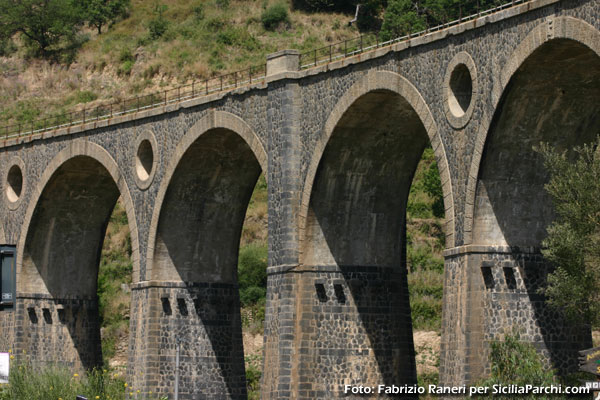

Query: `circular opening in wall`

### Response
(448, 63, 473, 118)
(6, 164, 23, 203)
(136, 139, 154, 182)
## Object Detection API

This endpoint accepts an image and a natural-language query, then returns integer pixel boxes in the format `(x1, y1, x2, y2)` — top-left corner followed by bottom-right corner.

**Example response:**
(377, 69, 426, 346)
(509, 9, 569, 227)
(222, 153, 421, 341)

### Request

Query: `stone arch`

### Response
(142, 110, 266, 399)
(453, 16, 600, 381)
(14, 140, 139, 370)
(145, 110, 267, 276)
(17, 140, 140, 287)
(464, 16, 600, 244)
(299, 70, 454, 257)
(293, 70, 452, 396)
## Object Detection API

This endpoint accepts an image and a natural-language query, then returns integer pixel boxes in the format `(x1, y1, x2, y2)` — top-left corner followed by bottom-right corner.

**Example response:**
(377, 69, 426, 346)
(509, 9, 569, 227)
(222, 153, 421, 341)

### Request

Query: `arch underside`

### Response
(151, 128, 262, 399)
(471, 38, 599, 376)
(298, 89, 432, 396)
(20, 156, 121, 369)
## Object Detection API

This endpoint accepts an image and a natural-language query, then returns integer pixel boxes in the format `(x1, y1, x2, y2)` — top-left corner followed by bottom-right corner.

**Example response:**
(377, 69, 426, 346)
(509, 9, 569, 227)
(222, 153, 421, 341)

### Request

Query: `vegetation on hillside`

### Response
(407, 147, 445, 331)
(0, 0, 359, 129)
(98, 201, 132, 365)
(0, 0, 519, 131)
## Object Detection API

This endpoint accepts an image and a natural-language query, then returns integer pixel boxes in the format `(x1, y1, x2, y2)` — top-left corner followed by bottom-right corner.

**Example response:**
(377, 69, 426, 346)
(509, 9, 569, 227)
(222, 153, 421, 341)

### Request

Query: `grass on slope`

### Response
(0, 0, 359, 127)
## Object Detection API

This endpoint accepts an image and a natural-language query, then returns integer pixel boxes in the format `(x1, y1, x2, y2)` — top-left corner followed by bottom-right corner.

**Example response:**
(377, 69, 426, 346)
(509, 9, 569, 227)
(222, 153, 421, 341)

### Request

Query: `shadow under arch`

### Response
(15, 140, 140, 370)
(465, 17, 600, 378)
(295, 70, 451, 397)
(144, 110, 266, 399)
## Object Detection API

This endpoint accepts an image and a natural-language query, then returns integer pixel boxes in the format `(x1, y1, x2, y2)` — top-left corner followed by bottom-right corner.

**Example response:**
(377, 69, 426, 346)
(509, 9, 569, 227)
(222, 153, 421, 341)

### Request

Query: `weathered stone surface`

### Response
(0, 0, 598, 398)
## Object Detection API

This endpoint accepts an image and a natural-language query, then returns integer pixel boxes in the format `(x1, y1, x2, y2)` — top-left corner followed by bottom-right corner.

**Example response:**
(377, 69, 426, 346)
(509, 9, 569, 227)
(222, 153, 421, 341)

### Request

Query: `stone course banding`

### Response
(0, 0, 598, 398)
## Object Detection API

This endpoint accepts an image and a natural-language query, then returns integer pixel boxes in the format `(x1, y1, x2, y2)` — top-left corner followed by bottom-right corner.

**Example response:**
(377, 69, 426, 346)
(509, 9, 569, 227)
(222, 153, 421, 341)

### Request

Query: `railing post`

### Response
(376, 33, 379, 48)
(83, 108, 86, 124)
(192, 81, 195, 98)
(360, 35, 363, 52)
(329, 44, 332, 62)
(235, 72, 237, 87)
(110, 103, 113, 118)
(314, 49, 317, 66)
(17, 123, 20, 136)
(97, 107, 99, 121)
(164, 90, 167, 105)
(344, 40, 347, 57)
(206, 79, 208, 94)
(220, 76, 223, 91)
(137, 96, 140, 111)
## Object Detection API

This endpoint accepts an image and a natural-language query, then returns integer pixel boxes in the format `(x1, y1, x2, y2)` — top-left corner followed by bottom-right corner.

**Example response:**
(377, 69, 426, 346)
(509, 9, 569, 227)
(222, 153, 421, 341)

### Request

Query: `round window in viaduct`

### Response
(133, 131, 158, 190)
(5, 158, 25, 209)
(444, 51, 478, 129)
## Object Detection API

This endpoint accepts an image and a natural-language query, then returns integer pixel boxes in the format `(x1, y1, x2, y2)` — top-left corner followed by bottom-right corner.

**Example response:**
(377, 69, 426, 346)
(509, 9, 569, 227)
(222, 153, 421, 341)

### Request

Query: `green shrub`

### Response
(408, 244, 443, 273)
(478, 329, 563, 400)
(240, 286, 266, 306)
(118, 47, 134, 63)
(217, 27, 259, 50)
(261, 3, 290, 31)
(238, 243, 268, 307)
(193, 2, 205, 20)
(118, 60, 134, 75)
(417, 371, 438, 387)
(148, 3, 169, 40)
(245, 354, 262, 400)
(67, 90, 98, 105)
(380, 0, 426, 41)
(0, 38, 17, 57)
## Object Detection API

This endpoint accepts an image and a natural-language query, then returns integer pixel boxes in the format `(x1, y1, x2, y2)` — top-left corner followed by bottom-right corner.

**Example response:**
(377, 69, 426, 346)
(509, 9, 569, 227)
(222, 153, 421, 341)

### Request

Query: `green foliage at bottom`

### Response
(478, 330, 564, 400)
(0, 362, 166, 400)
(245, 354, 262, 400)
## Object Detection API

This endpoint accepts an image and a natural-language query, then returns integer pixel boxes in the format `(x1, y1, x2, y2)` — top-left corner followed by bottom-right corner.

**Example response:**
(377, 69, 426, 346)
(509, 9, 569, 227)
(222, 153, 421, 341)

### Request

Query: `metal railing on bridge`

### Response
(1, 0, 532, 141)
(1, 64, 267, 140)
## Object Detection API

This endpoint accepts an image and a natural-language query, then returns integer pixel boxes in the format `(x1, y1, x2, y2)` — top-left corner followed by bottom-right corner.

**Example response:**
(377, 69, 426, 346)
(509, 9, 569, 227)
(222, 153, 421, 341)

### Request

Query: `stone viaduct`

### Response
(0, 0, 599, 397)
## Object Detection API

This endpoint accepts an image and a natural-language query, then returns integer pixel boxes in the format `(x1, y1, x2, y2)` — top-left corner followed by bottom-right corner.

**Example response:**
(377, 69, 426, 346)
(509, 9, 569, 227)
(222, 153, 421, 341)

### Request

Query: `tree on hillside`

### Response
(536, 137, 600, 326)
(380, 0, 500, 40)
(0, 0, 83, 58)
(77, 0, 130, 34)
(380, 0, 426, 40)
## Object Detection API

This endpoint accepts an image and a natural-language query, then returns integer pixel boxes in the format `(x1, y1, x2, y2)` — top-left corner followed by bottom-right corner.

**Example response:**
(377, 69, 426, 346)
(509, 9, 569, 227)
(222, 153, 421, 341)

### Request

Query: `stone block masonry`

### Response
(0, 0, 598, 397)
